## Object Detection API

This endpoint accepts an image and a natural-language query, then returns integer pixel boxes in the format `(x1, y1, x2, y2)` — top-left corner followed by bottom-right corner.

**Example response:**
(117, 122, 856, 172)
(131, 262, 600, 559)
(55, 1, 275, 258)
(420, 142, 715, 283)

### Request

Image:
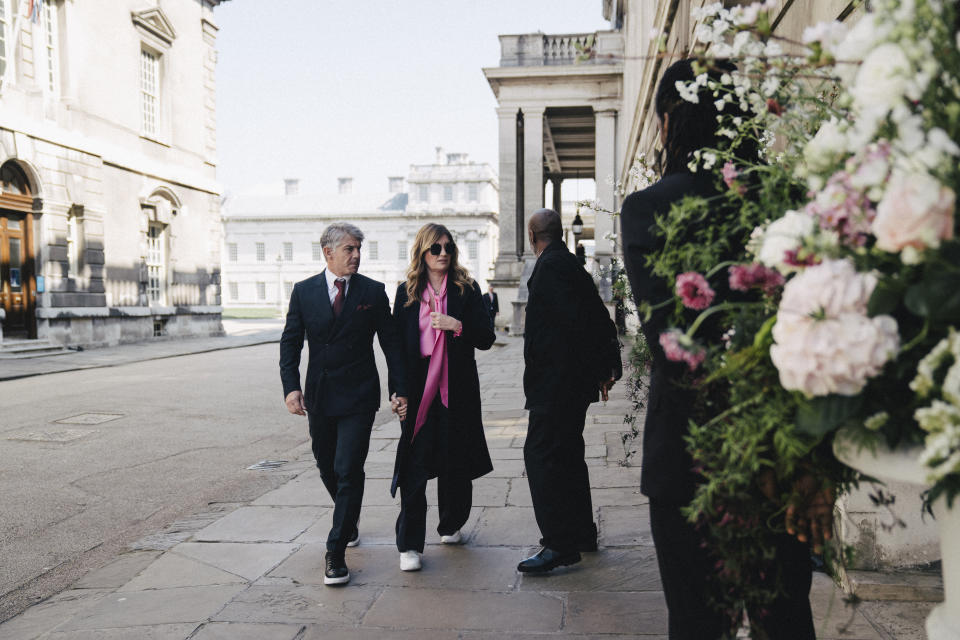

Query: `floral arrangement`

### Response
(625, 0, 959, 629)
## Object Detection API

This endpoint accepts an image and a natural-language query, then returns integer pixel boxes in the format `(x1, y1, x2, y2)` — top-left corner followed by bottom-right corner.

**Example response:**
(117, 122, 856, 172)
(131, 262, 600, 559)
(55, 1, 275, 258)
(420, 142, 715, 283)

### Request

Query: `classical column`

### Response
(594, 108, 618, 300)
(493, 106, 519, 283)
(522, 106, 545, 255)
(551, 176, 562, 216)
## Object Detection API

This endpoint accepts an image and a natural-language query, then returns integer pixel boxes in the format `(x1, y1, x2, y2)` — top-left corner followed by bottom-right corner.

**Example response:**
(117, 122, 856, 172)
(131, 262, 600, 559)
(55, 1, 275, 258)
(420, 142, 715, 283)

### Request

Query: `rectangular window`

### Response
(468, 184, 479, 202)
(468, 239, 478, 260)
(0, 0, 9, 79)
(140, 48, 160, 136)
(66, 214, 79, 276)
(228, 281, 238, 300)
(283, 242, 293, 261)
(418, 185, 429, 202)
(368, 240, 378, 260)
(284, 281, 293, 299)
(227, 242, 238, 262)
(255, 242, 265, 262)
(146, 222, 165, 304)
(443, 185, 453, 201)
(398, 241, 408, 261)
(312, 242, 322, 261)
(256, 281, 266, 300)
(44, 1, 57, 94)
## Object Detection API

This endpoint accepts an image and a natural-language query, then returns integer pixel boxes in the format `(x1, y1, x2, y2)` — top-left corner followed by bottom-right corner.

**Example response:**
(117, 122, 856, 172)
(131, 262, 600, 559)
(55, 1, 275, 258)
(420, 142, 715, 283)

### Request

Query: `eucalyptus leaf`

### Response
(795, 393, 864, 436)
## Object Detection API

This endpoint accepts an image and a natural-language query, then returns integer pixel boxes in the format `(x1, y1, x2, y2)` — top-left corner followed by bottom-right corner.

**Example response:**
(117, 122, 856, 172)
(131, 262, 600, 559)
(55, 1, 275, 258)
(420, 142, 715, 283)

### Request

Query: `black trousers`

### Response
(523, 402, 597, 552)
(649, 499, 816, 640)
(396, 399, 472, 553)
(308, 410, 376, 554)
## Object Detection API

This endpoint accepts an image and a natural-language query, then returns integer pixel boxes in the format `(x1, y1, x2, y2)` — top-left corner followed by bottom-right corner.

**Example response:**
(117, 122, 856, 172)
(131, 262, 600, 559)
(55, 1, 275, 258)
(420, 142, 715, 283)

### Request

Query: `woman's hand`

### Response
(430, 312, 462, 333)
(390, 393, 408, 421)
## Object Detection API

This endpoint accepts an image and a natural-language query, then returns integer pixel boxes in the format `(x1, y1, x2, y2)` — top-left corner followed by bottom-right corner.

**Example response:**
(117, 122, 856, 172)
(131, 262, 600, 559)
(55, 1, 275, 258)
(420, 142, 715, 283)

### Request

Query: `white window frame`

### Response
(66, 212, 79, 276)
(418, 185, 429, 202)
(368, 240, 378, 260)
(468, 183, 479, 202)
(283, 280, 293, 299)
(398, 241, 408, 261)
(140, 47, 160, 137)
(443, 185, 453, 201)
(228, 281, 238, 301)
(467, 239, 478, 260)
(0, 0, 9, 80)
(312, 242, 322, 262)
(255, 241, 265, 262)
(283, 241, 293, 261)
(146, 221, 167, 305)
(43, 1, 58, 95)
(256, 281, 266, 300)
(227, 242, 237, 262)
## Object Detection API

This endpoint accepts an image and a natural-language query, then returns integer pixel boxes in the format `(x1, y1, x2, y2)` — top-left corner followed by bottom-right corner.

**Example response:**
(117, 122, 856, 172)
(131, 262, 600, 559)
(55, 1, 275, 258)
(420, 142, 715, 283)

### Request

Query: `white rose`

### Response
(873, 171, 956, 253)
(804, 118, 848, 173)
(756, 209, 816, 272)
(852, 43, 912, 114)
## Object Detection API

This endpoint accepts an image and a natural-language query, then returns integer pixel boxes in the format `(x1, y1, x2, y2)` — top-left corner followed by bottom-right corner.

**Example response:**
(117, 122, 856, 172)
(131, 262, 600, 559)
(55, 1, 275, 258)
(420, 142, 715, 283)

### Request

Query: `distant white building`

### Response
(221, 150, 498, 311)
(0, 0, 227, 347)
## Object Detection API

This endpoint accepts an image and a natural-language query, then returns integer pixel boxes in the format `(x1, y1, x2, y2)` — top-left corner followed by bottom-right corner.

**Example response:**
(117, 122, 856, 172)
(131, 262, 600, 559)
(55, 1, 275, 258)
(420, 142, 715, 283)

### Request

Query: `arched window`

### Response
(140, 188, 180, 306)
(1, 161, 31, 196)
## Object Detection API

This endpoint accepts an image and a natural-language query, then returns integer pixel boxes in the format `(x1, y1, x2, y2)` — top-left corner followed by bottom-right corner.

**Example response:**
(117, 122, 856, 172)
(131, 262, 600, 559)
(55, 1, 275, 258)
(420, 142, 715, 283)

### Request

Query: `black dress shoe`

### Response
(517, 547, 582, 573)
(324, 552, 350, 585)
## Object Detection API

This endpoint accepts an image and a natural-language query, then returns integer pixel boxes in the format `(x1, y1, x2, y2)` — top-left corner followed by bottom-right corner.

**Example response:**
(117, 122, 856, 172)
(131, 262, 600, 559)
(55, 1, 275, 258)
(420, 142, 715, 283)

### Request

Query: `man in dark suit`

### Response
(518, 208, 621, 573)
(482, 284, 499, 329)
(280, 222, 406, 586)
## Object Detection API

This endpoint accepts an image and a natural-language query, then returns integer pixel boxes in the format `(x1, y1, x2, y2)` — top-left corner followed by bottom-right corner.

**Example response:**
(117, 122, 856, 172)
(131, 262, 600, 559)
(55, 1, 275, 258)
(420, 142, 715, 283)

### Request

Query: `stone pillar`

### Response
(493, 106, 520, 286)
(522, 106, 545, 250)
(551, 177, 562, 216)
(594, 108, 618, 301)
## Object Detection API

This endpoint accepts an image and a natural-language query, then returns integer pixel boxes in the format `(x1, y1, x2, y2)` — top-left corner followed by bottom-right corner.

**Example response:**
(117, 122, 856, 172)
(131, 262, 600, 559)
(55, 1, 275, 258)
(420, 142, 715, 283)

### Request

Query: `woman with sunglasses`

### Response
(390, 223, 496, 571)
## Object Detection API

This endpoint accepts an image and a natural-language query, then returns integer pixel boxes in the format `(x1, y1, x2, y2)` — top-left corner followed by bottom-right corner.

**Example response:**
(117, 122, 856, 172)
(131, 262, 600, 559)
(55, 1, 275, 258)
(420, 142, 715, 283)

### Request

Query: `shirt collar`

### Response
(325, 269, 351, 290)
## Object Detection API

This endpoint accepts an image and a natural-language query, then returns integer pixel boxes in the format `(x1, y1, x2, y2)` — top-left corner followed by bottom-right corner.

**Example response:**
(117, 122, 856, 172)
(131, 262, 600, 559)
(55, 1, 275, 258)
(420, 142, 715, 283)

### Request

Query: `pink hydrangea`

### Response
(675, 272, 715, 310)
(721, 161, 747, 195)
(804, 170, 875, 246)
(728, 263, 785, 296)
(660, 329, 707, 371)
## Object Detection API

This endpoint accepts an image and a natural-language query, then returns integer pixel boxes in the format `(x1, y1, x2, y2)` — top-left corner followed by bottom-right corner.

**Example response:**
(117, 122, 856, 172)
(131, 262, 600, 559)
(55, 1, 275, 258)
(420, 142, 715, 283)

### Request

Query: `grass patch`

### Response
(222, 307, 282, 319)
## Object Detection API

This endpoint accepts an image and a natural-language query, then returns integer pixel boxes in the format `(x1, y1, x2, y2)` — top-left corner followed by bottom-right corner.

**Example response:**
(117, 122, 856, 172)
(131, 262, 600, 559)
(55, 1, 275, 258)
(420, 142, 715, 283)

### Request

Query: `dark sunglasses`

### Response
(429, 242, 456, 256)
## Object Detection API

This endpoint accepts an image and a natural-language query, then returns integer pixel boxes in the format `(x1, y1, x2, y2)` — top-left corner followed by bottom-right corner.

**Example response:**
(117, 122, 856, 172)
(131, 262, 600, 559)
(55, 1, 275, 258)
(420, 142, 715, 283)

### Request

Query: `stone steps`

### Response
(0, 339, 74, 359)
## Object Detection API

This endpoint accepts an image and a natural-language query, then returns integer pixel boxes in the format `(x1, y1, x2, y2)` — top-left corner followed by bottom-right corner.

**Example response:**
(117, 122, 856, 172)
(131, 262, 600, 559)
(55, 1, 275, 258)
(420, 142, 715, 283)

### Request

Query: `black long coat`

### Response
(620, 171, 719, 505)
(390, 279, 496, 496)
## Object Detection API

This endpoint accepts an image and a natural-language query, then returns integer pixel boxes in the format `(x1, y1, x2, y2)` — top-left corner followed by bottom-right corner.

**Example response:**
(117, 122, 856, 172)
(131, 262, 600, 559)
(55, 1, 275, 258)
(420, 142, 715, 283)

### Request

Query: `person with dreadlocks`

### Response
(620, 59, 826, 639)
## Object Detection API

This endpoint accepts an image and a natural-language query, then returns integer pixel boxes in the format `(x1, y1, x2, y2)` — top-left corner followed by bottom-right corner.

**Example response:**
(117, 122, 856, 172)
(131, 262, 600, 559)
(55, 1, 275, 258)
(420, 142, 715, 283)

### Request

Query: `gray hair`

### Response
(320, 222, 364, 250)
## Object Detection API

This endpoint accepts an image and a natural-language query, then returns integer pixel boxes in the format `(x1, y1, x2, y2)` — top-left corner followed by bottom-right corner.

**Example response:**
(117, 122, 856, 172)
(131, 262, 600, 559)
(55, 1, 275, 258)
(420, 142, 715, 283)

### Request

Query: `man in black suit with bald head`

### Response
(518, 208, 621, 573)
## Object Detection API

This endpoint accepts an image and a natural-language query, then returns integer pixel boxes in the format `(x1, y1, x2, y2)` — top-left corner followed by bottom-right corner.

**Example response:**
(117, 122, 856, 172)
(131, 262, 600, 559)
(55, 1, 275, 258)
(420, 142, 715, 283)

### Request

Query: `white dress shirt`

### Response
(324, 269, 351, 305)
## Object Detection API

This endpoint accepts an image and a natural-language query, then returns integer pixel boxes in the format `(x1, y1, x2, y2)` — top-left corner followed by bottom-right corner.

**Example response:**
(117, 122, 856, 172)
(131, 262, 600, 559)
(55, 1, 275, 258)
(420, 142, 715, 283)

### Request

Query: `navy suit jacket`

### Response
(279, 271, 405, 416)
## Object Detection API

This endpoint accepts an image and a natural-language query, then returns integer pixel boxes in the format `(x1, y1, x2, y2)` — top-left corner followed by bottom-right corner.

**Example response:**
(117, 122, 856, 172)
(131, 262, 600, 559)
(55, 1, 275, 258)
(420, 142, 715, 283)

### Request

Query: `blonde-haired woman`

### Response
(390, 223, 495, 571)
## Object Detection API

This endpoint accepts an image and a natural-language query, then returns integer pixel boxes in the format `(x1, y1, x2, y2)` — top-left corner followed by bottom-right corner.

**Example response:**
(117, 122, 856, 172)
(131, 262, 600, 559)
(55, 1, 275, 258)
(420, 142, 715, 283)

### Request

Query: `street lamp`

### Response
(572, 211, 584, 237)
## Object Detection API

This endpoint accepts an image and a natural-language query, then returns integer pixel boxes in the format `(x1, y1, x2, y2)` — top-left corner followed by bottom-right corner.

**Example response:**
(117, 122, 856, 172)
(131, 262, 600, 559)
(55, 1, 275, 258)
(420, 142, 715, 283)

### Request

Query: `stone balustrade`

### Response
(498, 31, 623, 67)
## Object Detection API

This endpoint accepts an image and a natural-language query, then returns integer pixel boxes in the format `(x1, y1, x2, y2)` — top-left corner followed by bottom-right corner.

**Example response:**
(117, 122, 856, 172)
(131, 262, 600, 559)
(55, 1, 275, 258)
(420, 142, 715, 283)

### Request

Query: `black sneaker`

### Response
(324, 552, 350, 585)
(346, 528, 360, 548)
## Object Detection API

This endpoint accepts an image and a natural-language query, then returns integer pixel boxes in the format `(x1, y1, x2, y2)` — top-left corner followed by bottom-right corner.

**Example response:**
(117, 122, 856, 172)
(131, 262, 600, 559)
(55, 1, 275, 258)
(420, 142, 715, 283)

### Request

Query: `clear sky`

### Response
(214, 1, 610, 198)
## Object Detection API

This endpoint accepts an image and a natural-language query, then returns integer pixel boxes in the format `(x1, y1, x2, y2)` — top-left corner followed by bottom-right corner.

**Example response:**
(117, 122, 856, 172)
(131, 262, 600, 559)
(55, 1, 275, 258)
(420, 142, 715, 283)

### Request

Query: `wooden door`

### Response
(0, 212, 28, 336)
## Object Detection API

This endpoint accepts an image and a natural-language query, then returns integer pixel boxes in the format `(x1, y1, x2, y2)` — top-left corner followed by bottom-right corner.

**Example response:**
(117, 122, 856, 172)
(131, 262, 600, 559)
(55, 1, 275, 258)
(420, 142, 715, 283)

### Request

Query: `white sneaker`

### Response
(400, 551, 422, 571)
(440, 530, 463, 544)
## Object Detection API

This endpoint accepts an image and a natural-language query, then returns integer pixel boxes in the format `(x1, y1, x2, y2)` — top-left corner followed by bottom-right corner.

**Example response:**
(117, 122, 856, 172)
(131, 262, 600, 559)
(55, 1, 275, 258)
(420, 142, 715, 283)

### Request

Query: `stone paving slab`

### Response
(193, 506, 323, 543)
(171, 542, 299, 582)
(191, 621, 304, 640)
(564, 591, 668, 635)
(45, 623, 200, 639)
(516, 549, 661, 592)
(117, 553, 246, 591)
(362, 588, 564, 632)
(212, 583, 380, 626)
(301, 626, 458, 640)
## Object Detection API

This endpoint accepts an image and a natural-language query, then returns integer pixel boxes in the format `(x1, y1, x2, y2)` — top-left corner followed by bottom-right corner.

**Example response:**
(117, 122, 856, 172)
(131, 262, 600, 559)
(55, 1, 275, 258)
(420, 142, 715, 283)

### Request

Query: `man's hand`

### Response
(285, 390, 306, 416)
(430, 312, 462, 333)
(391, 393, 408, 421)
(760, 470, 835, 553)
(599, 377, 616, 402)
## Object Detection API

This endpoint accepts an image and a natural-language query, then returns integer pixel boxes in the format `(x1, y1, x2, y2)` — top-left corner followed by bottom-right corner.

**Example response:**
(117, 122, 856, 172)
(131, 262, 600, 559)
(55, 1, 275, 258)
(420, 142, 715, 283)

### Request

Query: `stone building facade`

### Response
(0, 0, 225, 348)
(221, 150, 498, 314)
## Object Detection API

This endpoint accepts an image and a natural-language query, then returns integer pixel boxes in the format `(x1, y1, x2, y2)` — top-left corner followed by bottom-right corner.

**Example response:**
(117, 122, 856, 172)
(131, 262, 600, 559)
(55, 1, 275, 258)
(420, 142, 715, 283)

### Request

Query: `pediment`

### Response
(132, 7, 177, 46)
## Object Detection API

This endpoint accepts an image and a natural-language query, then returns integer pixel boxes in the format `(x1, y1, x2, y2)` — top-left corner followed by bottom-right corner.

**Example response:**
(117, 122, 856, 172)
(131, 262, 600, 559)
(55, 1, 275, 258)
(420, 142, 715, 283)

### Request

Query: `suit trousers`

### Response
(649, 498, 816, 640)
(396, 398, 472, 553)
(523, 402, 597, 552)
(308, 410, 376, 554)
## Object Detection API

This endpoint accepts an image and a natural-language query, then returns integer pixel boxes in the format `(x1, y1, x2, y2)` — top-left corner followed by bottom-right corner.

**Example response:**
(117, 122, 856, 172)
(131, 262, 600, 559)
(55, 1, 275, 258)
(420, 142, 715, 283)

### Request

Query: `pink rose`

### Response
(675, 272, 715, 310)
(873, 171, 955, 253)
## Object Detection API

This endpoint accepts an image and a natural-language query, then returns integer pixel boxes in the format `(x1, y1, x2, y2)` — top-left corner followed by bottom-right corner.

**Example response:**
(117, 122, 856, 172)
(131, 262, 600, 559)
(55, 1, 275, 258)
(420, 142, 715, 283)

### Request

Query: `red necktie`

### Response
(333, 278, 345, 317)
